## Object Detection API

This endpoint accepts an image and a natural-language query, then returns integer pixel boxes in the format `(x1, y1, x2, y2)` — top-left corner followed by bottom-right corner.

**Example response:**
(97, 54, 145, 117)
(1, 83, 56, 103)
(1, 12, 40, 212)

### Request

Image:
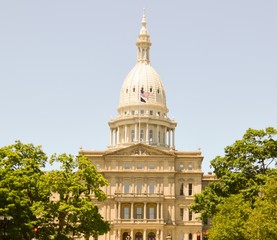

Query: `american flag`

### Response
(140, 87, 150, 102)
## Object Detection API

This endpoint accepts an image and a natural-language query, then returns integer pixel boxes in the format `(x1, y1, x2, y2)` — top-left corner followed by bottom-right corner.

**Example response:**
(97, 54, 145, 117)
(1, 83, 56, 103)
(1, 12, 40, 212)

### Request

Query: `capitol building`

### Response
(80, 13, 214, 240)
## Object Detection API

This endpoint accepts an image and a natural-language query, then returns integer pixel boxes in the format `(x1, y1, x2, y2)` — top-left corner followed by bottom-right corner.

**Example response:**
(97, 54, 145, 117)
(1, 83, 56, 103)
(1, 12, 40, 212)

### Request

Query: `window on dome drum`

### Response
(140, 129, 144, 141)
(179, 164, 184, 171)
(188, 183, 193, 196)
(188, 164, 193, 170)
(149, 163, 155, 169)
(157, 88, 160, 94)
(189, 210, 193, 221)
(150, 110, 153, 115)
(180, 183, 184, 196)
(149, 130, 153, 143)
(133, 87, 136, 92)
(124, 163, 131, 169)
(136, 164, 143, 169)
(140, 109, 144, 115)
(126, 88, 128, 93)
(131, 130, 135, 142)
(189, 233, 193, 240)
(150, 87, 153, 92)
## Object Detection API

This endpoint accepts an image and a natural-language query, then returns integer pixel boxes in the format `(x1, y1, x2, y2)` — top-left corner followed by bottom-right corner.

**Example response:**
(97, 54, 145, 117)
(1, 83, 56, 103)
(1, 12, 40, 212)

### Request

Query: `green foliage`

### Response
(244, 173, 277, 240)
(0, 141, 110, 240)
(0, 141, 47, 239)
(190, 127, 277, 240)
(191, 127, 277, 218)
(209, 172, 277, 240)
(208, 194, 251, 240)
(33, 153, 110, 239)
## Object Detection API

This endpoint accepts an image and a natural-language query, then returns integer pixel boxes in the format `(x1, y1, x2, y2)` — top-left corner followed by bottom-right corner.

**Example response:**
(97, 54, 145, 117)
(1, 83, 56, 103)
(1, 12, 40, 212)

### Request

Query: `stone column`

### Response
(131, 202, 134, 220)
(125, 125, 128, 143)
(144, 202, 147, 221)
(146, 123, 149, 143)
(117, 127, 120, 146)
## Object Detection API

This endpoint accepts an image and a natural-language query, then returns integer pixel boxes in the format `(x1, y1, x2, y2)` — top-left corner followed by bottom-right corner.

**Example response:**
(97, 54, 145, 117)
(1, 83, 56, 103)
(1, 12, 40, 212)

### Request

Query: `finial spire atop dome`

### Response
(136, 9, 151, 64)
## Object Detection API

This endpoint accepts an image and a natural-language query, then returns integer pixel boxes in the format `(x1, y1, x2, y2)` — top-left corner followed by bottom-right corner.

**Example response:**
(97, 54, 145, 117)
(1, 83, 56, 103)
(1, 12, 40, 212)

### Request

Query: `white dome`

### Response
(118, 63, 167, 110)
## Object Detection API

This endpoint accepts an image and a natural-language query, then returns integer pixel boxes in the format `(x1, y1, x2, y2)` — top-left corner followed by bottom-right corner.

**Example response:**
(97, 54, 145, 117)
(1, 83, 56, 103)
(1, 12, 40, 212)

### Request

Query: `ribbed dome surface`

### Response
(118, 63, 167, 108)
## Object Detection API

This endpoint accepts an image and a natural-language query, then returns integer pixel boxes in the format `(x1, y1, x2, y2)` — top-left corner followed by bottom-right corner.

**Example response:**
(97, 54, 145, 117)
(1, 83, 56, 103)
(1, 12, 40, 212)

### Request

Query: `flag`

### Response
(140, 87, 150, 103)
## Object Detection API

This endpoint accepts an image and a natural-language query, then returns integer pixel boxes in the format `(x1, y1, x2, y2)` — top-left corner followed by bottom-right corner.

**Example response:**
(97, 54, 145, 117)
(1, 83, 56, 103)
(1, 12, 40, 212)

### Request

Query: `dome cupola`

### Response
(108, 11, 176, 150)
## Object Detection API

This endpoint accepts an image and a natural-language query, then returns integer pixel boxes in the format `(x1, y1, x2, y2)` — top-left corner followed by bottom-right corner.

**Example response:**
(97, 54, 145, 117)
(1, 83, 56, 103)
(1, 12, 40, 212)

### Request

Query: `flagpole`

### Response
(138, 87, 141, 144)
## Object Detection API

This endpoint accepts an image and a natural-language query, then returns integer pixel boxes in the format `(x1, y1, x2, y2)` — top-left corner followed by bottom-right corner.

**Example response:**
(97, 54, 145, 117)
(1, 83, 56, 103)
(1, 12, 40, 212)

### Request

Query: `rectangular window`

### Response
(149, 183, 155, 194)
(136, 182, 142, 194)
(180, 183, 184, 196)
(189, 210, 192, 221)
(124, 183, 130, 194)
(149, 207, 155, 219)
(180, 208, 184, 219)
(188, 183, 193, 196)
(124, 207, 130, 219)
(131, 130, 135, 142)
(136, 207, 143, 219)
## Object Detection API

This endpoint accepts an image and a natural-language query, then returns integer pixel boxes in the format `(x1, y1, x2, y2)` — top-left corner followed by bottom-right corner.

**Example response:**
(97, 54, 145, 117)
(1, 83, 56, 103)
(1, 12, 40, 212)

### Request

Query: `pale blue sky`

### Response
(0, 1, 276, 173)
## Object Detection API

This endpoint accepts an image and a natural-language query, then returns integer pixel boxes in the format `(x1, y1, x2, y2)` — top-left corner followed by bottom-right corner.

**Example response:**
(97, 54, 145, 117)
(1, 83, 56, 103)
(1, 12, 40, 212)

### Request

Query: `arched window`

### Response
(123, 232, 131, 240)
(188, 233, 193, 240)
(135, 232, 143, 240)
(148, 232, 155, 240)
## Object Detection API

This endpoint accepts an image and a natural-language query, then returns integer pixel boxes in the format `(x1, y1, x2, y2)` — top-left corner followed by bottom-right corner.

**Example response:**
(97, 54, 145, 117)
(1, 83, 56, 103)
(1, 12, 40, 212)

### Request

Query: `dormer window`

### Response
(157, 88, 160, 94)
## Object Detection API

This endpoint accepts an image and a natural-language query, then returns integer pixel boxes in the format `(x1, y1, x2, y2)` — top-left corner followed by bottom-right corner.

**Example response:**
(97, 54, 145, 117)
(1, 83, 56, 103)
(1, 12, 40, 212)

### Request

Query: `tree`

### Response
(208, 171, 277, 240)
(244, 172, 277, 240)
(191, 127, 277, 219)
(32, 153, 110, 239)
(208, 194, 251, 240)
(0, 141, 47, 239)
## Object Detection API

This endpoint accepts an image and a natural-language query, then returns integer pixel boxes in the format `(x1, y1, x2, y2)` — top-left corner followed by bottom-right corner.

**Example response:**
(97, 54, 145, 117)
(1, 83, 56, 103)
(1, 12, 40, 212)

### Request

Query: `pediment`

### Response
(105, 143, 174, 157)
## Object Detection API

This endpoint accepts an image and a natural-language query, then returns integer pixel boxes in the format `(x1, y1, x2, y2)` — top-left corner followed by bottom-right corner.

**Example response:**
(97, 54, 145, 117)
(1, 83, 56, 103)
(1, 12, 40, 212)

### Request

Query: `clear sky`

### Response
(0, 1, 276, 173)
